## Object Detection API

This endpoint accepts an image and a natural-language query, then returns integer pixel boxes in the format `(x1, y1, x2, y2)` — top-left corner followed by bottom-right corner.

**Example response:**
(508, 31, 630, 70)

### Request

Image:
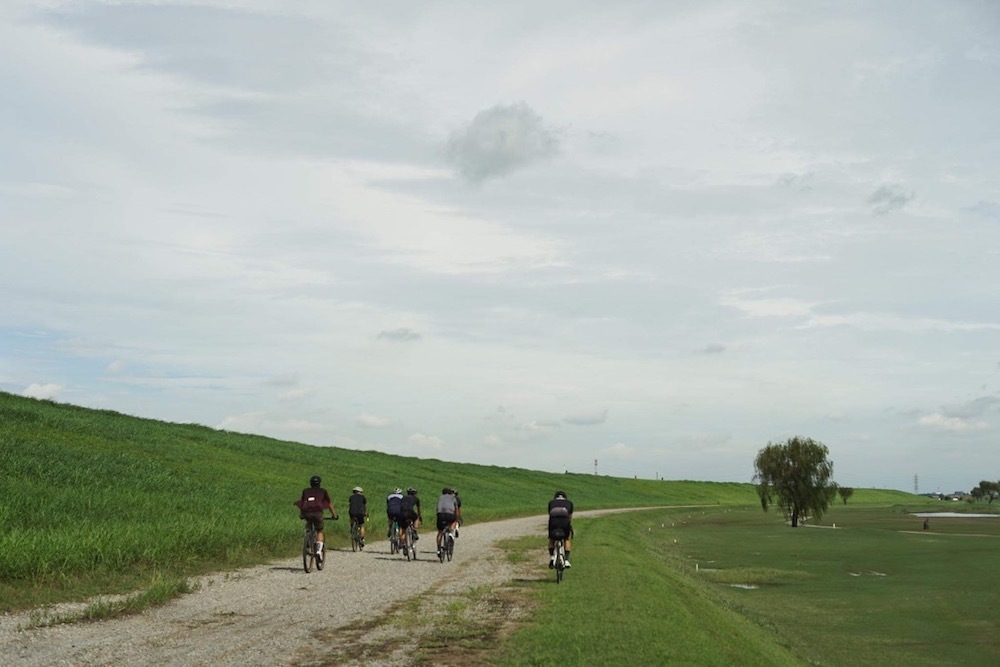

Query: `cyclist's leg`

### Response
(564, 524, 573, 566)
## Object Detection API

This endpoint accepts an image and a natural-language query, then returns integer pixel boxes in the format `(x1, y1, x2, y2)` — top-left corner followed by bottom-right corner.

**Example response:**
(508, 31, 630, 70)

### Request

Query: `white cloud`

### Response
(918, 414, 988, 433)
(23, 383, 63, 400)
(357, 412, 394, 428)
(720, 293, 818, 319)
(563, 409, 608, 426)
(407, 433, 445, 450)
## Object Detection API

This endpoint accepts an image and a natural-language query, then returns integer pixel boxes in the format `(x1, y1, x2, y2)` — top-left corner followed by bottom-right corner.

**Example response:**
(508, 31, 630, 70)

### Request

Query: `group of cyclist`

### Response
(298, 476, 572, 568)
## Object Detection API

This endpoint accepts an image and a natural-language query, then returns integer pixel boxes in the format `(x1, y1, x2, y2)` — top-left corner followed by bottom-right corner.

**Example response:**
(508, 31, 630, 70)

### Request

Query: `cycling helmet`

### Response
(442, 487, 451, 495)
(353, 486, 363, 493)
(310, 475, 322, 487)
(407, 487, 417, 495)
(554, 490, 566, 499)
(393, 487, 403, 495)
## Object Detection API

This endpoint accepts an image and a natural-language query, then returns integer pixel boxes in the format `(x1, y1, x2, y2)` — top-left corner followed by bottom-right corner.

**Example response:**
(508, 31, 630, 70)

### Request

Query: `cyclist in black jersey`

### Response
(348, 486, 367, 549)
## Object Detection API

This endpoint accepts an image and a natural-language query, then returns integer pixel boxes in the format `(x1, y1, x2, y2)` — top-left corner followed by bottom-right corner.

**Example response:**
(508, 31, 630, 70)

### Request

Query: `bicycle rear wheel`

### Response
(446, 532, 454, 562)
(303, 531, 315, 573)
(351, 524, 359, 552)
(555, 540, 565, 583)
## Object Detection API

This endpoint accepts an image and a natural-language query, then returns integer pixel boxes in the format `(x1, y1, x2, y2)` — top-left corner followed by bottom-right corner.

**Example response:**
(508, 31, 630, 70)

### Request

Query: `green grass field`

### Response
(495, 505, 1000, 665)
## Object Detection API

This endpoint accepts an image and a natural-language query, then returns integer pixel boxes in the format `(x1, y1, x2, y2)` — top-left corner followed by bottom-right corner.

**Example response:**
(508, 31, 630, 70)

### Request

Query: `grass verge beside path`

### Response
(495, 505, 1000, 666)
(495, 515, 802, 666)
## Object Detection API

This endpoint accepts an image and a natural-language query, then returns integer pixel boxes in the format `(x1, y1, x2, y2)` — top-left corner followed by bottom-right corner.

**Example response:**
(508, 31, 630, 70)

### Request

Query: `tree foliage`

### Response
(753, 436, 835, 527)
(837, 486, 854, 505)
(971, 480, 1000, 504)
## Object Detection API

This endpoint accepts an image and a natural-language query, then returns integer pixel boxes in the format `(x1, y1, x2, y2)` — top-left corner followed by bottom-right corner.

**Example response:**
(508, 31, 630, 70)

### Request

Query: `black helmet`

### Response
(310, 475, 322, 487)
(554, 490, 566, 499)
(442, 487, 451, 495)
(407, 487, 417, 495)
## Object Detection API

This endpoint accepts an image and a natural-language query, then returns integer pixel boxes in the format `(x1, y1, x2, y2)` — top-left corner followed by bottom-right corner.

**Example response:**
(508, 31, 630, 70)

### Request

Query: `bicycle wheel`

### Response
(446, 532, 454, 562)
(351, 524, 358, 552)
(555, 540, 564, 584)
(390, 523, 399, 554)
(303, 531, 315, 573)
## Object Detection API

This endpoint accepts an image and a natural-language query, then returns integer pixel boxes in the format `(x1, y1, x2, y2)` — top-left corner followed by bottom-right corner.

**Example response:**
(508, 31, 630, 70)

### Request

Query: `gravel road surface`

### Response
(1, 509, 652, 666)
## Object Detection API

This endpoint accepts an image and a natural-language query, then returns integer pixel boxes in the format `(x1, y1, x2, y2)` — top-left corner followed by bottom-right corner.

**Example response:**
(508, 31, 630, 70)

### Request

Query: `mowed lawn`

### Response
(497, 504, 1000, 666)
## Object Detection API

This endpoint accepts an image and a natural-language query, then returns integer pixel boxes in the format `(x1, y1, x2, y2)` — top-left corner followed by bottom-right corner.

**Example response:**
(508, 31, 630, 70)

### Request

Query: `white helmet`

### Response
(394, 487, 403, 494)
(353, 486, 363, 493)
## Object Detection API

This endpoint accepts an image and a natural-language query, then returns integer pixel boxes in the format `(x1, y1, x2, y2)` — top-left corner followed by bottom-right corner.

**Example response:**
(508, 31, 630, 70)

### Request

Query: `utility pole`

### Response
(594, 458, 598, 476)
(914, 474, 919, 494)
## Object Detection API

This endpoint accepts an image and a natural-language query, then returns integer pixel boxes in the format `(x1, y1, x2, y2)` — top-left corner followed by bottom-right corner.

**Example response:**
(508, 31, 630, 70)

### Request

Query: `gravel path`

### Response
(1, 509, 651, 666)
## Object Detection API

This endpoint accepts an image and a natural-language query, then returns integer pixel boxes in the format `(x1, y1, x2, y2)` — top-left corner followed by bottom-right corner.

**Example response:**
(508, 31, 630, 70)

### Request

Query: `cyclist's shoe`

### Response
(549, 557, 555, 569)
(437, 549, 442, 558)
(455, 528, 459, 538)
(563, 560, 571, 568)
(413, 532, 419, 541)
(360, 537, 365, 547)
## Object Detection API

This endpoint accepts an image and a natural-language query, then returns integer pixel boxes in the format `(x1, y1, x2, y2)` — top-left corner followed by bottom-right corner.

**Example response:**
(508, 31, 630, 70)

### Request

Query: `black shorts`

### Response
(436, 512, 457, 530)
(548, 518, 572, 541)
(387, 513, 401, 527)
(350, 513, 365, 526)
(302, 511, 325, 532)
(398, 515, 415, 530)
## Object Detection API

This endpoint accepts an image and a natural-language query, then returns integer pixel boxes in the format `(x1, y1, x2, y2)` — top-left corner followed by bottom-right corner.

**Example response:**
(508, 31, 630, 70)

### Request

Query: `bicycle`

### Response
(350, 517, 365, 552)
(552, 532, 567, 583)
(302, 514, 337, 573)
(402, 523, 418, 561)
(388, 519, 400, 555)
(439, 528, 455, 563)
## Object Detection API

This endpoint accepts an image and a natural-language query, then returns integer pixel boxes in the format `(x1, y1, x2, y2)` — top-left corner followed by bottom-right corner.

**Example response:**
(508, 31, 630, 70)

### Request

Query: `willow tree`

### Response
(753, 436, 835, 527)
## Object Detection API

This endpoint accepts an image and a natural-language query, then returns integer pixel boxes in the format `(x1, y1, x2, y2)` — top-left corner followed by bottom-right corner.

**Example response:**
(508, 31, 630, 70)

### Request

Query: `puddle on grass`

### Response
(912, 513, 999, 518)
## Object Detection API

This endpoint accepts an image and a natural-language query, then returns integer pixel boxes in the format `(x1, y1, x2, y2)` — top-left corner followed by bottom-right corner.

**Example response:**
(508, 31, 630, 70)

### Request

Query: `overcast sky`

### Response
(3, 1, 998, 493)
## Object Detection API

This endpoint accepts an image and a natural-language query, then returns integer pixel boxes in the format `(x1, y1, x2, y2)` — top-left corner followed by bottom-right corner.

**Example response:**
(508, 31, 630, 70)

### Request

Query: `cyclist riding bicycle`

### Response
(296, 475, 336, 561)
(398, 487, 422, 549)
(548, 490, 574, 569)
(386, 487, 404, 538)
(348, 486, 368, 549)
(436, 487, 461, 558)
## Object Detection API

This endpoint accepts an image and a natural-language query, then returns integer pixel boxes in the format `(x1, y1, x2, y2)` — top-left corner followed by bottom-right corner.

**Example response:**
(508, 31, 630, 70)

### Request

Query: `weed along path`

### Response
(0, 508, 658, 666)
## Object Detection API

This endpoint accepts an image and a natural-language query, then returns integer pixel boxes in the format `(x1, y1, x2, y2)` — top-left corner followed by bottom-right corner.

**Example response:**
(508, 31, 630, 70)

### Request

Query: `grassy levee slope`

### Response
(1, 391, 913, 615)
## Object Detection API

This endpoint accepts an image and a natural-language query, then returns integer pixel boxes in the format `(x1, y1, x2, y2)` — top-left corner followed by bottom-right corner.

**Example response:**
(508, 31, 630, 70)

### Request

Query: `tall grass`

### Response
(0, 391, 916, 613)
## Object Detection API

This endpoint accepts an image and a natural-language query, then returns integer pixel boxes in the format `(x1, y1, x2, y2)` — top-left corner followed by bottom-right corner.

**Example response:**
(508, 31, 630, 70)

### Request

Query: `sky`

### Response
(2, 1, 998, 494)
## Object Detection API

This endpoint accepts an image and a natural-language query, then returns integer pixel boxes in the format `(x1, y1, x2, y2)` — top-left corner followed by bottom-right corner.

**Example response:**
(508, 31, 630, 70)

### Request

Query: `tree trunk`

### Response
(791, 508, 799, 527)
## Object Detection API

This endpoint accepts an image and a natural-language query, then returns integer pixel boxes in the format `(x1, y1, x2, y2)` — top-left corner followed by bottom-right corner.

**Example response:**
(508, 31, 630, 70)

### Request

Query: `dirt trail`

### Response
(0, 508, 657, 666)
